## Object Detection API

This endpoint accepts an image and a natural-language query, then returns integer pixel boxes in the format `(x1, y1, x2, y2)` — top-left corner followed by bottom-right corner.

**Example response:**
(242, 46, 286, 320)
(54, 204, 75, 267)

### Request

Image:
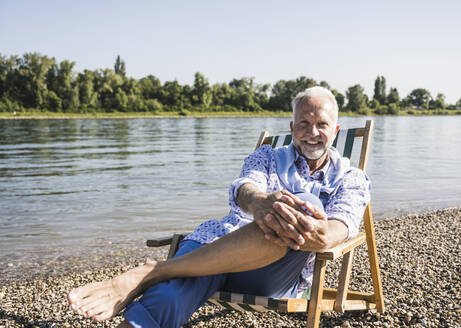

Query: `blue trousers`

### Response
(124, 192, 323, 328)
(123, 241, 311, 328)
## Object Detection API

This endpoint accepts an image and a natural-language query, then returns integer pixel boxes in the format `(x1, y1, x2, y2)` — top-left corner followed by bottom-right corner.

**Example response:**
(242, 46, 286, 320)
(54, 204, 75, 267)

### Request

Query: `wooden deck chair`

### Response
(147, 119, 384, 327)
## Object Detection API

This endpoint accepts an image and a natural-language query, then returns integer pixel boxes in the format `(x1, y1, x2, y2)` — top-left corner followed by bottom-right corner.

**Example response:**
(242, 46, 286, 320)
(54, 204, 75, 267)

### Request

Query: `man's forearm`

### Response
(299, 219, 348, 252)
(236, 183, 269, 215)
(325, 219, 349, 247)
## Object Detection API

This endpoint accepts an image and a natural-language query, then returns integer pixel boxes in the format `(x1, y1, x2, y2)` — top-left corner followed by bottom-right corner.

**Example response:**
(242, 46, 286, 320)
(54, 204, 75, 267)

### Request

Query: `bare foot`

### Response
(68, 260, 158, 322)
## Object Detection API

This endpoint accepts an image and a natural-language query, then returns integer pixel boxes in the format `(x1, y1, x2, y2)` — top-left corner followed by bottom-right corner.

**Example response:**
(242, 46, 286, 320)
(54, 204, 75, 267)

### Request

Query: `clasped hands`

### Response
(253, 190, 329, 251)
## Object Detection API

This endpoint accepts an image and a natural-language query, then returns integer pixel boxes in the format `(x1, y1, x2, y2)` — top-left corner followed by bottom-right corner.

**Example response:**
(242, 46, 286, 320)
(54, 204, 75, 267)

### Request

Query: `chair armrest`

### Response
(316, 232, 366, 261)
(146, 233, 189, 247)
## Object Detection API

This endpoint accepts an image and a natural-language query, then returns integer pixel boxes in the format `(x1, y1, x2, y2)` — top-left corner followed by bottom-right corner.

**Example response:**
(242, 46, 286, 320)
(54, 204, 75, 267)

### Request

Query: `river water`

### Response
(1, 116, 460, 265)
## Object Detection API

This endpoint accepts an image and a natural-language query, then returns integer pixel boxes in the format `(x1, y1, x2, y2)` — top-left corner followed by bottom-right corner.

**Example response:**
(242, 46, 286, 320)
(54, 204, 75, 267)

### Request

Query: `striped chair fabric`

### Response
(208, 291, 290, 312)
(207, 127, 357, 312)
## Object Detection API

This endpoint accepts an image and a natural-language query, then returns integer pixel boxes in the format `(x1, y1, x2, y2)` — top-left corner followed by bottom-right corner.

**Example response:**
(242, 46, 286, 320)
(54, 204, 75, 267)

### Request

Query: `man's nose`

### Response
(307, 125, 319, 136)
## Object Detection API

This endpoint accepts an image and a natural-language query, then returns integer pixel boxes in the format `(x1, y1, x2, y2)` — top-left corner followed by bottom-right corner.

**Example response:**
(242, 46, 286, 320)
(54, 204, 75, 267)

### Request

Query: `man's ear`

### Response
(334, 124, 340, 136)
(290, 121, 294, 133)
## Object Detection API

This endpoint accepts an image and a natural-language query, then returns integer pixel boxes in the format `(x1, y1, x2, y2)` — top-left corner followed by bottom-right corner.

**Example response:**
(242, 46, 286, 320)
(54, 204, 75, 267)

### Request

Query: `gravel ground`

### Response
(1, 207, 460, 328)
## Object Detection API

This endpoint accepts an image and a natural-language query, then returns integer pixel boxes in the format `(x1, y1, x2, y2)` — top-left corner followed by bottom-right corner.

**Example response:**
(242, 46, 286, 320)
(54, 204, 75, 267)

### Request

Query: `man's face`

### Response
(290, 96, 340, 163)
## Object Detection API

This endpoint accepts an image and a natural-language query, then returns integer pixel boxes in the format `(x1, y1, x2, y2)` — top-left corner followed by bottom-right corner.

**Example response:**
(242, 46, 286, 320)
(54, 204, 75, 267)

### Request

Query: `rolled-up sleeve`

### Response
(325, 169, 371, 239)
(228, 145, 272, 211)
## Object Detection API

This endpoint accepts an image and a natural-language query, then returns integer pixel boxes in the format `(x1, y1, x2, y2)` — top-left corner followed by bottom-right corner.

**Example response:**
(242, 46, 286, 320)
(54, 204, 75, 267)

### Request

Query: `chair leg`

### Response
(334, 249, 354, 313)
(363, 205, 385, 313)
(307, 257, 327, 328)
(167, 234, 184, 259)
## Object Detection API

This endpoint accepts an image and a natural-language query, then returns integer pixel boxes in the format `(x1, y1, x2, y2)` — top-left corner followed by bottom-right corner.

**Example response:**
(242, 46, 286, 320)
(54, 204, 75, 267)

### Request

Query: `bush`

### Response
(43, 91, 62, 112)
(0, 99, 7, 112)
(369, 99, 380, 109)
(145, 99, 163, 112)
(387, 103, 399, 115)
(128, 96, 147, 112)
(358, 107, 372, 115)
(178, 109, 191, 116)
(0, 97, 22, 112)
(221, 105, 238, 112)
(189, 105, 206, 112)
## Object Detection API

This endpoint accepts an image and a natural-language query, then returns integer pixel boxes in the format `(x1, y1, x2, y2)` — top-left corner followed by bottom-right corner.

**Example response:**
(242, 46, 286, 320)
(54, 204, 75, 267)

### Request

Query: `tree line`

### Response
(1, 53, 460, 115)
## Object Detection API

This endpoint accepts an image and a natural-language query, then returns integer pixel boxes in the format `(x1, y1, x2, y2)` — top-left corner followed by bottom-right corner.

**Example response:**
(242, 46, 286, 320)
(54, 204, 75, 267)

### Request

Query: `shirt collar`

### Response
(292, 143, 331, 179)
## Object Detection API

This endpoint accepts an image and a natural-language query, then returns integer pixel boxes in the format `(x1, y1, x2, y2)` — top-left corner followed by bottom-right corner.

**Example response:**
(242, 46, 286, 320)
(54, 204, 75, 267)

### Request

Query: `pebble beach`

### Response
(1, 207, 460, 328)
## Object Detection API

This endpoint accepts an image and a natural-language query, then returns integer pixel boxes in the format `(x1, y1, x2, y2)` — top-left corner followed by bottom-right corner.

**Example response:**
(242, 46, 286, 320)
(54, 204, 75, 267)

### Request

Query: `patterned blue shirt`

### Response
(185, 144, 371, 292)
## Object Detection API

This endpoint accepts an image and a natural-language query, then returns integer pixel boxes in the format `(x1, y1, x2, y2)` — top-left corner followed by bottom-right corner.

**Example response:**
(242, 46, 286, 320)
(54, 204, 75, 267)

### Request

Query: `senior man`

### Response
(68, 86, 370, 328)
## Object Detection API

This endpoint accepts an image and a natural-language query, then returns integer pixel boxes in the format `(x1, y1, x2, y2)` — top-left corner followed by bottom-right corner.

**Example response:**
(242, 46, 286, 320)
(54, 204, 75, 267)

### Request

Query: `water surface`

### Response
(1, 116, 460, 265)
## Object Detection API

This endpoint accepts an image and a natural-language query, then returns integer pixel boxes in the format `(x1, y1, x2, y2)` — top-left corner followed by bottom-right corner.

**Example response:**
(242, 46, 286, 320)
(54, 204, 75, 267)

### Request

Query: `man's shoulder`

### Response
(248, 144, 275, 157)
(341, 167, 371, 188)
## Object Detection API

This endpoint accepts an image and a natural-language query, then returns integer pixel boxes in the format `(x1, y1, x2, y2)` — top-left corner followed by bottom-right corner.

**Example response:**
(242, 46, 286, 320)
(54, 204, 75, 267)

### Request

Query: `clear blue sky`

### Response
(1, 0, 460, 103)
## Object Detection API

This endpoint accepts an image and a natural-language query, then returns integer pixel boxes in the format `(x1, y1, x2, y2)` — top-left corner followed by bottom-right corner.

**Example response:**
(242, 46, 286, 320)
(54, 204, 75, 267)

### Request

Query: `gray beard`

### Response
(303, 147, 328, 161)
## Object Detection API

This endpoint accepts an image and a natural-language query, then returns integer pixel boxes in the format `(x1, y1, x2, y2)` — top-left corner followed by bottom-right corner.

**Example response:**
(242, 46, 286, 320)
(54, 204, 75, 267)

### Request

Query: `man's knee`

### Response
(124, 281, 188, 328)
(141, 281, 184, 313)
(132, 275, 225, 327)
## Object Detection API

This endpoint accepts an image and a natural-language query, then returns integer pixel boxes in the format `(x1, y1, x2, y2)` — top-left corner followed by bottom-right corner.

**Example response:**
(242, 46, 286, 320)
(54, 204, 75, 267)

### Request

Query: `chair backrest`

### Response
(255, 120, 373, 172)
(255, 120, 382, 310)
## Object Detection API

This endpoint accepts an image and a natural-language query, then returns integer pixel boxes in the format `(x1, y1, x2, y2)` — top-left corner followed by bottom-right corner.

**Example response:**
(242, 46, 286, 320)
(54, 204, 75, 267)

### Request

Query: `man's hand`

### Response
(237, 184, 299, 246)
(272, 194, 349, 252)
(270, 195, 328, 251)
(260, 193, 328, 250)
(237, 184, 329, 250)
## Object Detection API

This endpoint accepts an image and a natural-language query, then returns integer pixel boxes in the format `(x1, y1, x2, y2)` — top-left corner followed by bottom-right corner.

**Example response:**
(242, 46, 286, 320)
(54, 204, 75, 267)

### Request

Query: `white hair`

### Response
(291, 86, 339, 120)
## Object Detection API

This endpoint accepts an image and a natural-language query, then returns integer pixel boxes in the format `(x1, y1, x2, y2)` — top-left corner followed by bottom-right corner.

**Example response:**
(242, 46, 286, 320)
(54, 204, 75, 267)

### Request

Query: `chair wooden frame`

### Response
(147, 119, 384, 327)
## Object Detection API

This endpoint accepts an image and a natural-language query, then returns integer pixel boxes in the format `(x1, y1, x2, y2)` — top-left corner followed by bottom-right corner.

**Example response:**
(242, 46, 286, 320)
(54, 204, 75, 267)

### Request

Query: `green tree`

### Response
(319, 81, 330, 89)
(369, 99, 380, 109)
(269, 80, 293, 111)
(0, 54, 8, 99)
(94, 68, 124, 110)
(114, 55, 126, 77)
(77, 70, 98, 108)
(191, 72, 212, 108)
(268, 77, 316, 111)
(295, 76, 317, 94)
(228, 77, 261, 112)
(139, 75, 162, 100)
(22, 53, 55, 108)
(433, 93, 445, 109)
(161, 80, 183, 110)
(46, 60, 78, 110)
(373, 76, 386, 104)
(345, 84, 367, 112)
(211, 83, 233, 108)
(254, 83, 271, 110)
(3, 53, 55, 109)
(407, 88, 431, 108)
(114, 89, 128, 111)
(43, 90, 62, 112)
(331, 89, 345, 111)
(386, 87, 399, 105)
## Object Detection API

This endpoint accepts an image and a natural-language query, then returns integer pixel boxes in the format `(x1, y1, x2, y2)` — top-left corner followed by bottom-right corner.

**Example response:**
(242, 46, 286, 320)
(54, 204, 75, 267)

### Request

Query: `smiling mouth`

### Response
(303, 140, 323, 146)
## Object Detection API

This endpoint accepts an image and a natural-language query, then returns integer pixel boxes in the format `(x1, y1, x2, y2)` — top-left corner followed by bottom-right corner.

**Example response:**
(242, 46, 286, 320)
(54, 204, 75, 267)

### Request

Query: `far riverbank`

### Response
(1, 108, 461, 119)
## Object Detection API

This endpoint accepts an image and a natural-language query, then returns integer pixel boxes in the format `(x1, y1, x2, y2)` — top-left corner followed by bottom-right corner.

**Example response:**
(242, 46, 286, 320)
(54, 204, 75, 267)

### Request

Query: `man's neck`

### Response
(306, 153, 329, 175)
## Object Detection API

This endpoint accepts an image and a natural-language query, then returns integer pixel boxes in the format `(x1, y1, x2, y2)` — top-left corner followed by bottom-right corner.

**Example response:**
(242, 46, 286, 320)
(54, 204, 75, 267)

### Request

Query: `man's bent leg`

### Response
(123, 241, 227, 328)
(224, 249, 311, 298)
(68, 223, 288, 322)
(154, 222, 288, 280)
